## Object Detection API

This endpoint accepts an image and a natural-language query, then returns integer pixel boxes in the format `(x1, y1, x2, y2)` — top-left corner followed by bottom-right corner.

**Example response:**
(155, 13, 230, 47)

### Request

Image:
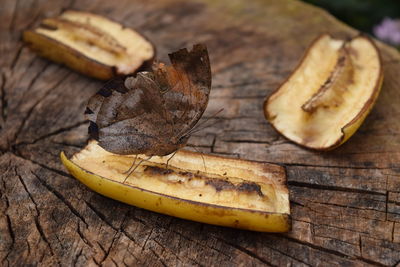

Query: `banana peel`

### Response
(61, 141, 291, 232)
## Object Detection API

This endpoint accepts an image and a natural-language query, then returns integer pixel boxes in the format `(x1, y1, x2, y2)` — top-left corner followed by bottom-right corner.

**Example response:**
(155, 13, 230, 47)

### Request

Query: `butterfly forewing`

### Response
(85, 44, 211, 156)
(157, 44, 211, 138)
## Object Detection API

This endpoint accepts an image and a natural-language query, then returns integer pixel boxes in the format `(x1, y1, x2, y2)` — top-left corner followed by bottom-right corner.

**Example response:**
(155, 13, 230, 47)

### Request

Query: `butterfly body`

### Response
(85, 44, 211, 156)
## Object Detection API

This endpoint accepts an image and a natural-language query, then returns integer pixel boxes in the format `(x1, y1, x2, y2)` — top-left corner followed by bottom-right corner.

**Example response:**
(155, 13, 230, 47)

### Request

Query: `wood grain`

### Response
(1, 0, 400, 265)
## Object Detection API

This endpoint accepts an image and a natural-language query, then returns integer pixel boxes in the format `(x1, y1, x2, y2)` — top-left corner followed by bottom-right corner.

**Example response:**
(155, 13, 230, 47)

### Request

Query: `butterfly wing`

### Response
(85, 44, 211, 156)
(154, 44, 211, 139)
(86, 74, 173, 155)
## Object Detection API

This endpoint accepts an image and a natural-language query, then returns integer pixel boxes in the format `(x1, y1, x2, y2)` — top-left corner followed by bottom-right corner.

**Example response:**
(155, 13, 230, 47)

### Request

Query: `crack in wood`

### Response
(99, 231, 121, 265)
(9, 56, 39, 112)
(20, 59, 51, 104)
(212, 79, 272, 89)
(118, 211, 141, 246)
(263, 240, 312, 266)
(222, 139, 277, 145)
(72, 247, 83, 267)
(50, 141, 84, 149)
(23, 8, 42, 33)
(170, 228, 232, 259)
(291, 202, 381, 236)
(67, 0, 77, 11)
(8, 0, 19, 32)
(151, 238, 184, 265)
(140, 227, 155, 253)
(15, 59, 49, 103)
(83, 208, 139, 265)
(201, 115, 254, 120)
(0, 73, 8, 125)
(214, 233, 311, 266)
(212, 95, 268, 100)
(31, 171, 88, 227)
(76, 221, 93, 248)
(25, 239, 31, 258)
(304, 200, 387, 220)
(280, 235, 386, 266)
(84, 200, 119, 232)
(122, 244, 142, 266)
(342, 151, 400, 155)
(129, 211, 149, 227)
(96, 241, 106, 255)
(288, 181, 386, 196)
(392, 222, 396, 243)
(110, 258, 119, 267)
(291, 223, 332, 251)
(1, 178, 15, 267)
(312, 231, 358, 249)
(285, 162, 394, 171)
(210, 134, 216, 153)
(387, 200, 400, 207)
(12, 71, 71, 146)
(148, 248, 168, 267)
(91, 257, 101, 267)
(386, 191, 390, 222)
(14, 120, 87, 147)
(2, 215, 15, 265)
(211, 151, 240, 158)
(10, 45, 24, 71)
(213, 237, 277, 267)
(11, 151, 72, 179)
(186, 144, 213, 149)
(15, 167, 57, 261)
(312, 232, 360, 248)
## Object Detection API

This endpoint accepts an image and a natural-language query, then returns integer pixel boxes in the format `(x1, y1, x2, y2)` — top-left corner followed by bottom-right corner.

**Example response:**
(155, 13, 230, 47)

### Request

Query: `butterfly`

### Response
(84, 44, 211, 158)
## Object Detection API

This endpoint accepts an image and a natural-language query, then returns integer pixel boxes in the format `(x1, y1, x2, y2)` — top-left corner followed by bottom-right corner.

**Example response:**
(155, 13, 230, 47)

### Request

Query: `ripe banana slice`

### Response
(24, 10, 154, 80)
(265, 34, 383, 150)
(61, 141, 291, 232)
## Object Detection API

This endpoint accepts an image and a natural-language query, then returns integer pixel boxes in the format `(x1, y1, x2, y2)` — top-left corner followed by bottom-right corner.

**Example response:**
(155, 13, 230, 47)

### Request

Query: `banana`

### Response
(23, 10, 154, 80)
(61, 141, 291, 232)
(265, 34, 383, 150)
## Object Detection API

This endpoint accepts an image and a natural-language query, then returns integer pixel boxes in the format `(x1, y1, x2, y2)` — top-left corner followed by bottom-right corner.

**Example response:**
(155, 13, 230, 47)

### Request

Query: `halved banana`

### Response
(23, 10, 155, 80)
(265, 34, 383, 150)
(61, 141, 291, 232)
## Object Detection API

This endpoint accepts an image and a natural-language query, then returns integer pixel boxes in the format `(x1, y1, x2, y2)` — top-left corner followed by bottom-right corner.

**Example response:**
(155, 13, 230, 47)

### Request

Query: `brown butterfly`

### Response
(85, 44, 211, 158)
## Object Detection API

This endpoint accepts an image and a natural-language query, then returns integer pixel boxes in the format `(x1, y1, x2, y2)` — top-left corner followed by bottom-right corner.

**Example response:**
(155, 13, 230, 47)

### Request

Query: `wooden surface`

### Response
(1, 0, 400, 266)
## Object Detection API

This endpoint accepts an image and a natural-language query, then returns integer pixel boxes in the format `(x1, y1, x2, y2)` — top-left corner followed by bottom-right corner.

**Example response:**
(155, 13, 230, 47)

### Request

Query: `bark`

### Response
(1, 0, 400, 266)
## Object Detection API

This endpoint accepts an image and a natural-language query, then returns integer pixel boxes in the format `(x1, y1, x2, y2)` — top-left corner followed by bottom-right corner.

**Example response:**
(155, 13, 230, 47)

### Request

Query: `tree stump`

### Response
(1, 0, 400, 266)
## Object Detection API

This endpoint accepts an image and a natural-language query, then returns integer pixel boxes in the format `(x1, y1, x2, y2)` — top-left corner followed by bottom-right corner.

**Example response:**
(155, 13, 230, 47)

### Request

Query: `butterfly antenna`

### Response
(186, 119, 222, 136)
(190, 146, 207, 172)
(185, 108, 224, 136)
(192, 108, 224, 131)
(123, 155, 153, 183)
(176, 108, 223, 138)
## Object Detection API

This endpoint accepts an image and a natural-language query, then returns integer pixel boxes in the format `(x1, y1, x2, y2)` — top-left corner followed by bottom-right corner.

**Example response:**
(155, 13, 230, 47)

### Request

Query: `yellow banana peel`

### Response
(61, 141, 291, 232)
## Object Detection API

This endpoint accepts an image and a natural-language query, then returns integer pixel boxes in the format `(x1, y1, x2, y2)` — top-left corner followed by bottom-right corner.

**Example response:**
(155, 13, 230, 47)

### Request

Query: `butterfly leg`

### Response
(123, 154, 138, 175)
(165, 150, 178, 170)
(123, 155, 152, 183)
(189, 146, 207, 173)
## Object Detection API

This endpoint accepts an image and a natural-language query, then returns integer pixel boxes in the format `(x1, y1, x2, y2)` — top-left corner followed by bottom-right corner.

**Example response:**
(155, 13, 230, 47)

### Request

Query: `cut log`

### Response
(1, 0, 399, 265)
